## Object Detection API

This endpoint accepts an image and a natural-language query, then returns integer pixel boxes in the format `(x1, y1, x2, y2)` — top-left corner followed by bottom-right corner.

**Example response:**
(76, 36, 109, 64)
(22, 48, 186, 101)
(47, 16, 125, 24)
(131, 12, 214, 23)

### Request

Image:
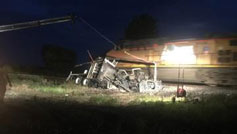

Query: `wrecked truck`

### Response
(66, 57, 163, 93)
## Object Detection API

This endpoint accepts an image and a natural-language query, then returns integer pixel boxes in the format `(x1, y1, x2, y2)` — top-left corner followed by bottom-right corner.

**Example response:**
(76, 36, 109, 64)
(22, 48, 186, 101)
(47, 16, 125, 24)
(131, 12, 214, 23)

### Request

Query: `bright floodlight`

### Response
(161, 45, 196, 64)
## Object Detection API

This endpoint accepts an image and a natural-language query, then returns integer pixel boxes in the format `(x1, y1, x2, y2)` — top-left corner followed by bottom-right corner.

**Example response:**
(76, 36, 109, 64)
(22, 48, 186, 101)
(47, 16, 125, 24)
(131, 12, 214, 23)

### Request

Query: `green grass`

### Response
(89, 95, 119, 105)
(2, 94, 237, 134)
(34, 86, 65, 93)
(4, 73, 237, 133)
(10, 73, 79, 94)
(4, 71, 237, 133)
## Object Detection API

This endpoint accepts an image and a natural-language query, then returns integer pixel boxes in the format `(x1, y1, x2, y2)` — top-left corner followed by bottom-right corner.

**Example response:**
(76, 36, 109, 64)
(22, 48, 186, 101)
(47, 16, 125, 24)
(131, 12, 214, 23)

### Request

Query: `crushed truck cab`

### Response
(67, 57, 163, 93)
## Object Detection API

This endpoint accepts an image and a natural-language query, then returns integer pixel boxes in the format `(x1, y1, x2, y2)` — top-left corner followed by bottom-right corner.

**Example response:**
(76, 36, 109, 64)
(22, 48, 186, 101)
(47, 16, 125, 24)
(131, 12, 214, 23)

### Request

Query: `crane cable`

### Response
(79, 17, 118, 49)
(79, 17, 152, 64)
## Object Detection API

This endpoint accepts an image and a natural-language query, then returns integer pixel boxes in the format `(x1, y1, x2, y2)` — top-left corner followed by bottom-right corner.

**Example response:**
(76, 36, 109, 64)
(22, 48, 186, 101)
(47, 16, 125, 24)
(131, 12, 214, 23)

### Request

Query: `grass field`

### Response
(1, 74, 237, 134)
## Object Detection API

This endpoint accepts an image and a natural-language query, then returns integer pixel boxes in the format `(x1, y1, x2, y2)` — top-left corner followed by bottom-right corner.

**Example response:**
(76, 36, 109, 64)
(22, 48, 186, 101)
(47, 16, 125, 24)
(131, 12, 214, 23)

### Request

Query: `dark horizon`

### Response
(0, 0, 237, 66)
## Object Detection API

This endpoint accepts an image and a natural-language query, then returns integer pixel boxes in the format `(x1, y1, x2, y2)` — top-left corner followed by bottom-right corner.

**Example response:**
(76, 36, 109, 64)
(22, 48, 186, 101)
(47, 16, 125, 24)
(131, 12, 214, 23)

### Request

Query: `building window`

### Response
(230, 40, 237, 46)
(218, 57, 231, 63)
(218, 50, 231, 55)
(225, 50, 232, 55)
(203, 46, 209, 53)
(218, 50, 224, 55)
(233, 52, 237, 61)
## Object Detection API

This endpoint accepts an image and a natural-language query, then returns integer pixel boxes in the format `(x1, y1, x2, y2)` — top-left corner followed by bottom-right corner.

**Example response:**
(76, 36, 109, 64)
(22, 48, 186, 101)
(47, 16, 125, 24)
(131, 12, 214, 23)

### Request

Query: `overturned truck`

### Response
(66, 57, 163, 93)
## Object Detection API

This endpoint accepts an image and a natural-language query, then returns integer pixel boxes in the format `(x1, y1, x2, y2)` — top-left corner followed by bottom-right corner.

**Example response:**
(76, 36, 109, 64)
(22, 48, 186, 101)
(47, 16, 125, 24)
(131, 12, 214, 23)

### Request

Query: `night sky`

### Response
(0, 0, 237, 66)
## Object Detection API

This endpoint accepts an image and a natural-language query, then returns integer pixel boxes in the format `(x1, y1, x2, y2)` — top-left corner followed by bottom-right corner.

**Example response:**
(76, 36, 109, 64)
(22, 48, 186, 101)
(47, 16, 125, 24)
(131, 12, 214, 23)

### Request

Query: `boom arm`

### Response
(0, 15, 75, 33)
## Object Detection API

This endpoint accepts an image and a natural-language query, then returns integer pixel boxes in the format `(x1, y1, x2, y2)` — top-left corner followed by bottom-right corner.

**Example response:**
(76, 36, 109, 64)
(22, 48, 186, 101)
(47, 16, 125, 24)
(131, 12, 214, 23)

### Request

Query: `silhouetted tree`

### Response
(42, 45, 77, 75)
(125, 14, 158, 40)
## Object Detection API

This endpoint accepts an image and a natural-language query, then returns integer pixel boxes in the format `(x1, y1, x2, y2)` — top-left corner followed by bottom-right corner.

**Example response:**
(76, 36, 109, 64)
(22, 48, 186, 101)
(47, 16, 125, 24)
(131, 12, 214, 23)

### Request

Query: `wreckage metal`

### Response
(67, 57, 163, 93)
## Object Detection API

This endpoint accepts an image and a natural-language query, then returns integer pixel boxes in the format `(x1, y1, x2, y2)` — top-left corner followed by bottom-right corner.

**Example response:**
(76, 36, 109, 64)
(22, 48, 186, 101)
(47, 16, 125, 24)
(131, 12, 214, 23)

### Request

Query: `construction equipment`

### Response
(0, 15, 75, 33)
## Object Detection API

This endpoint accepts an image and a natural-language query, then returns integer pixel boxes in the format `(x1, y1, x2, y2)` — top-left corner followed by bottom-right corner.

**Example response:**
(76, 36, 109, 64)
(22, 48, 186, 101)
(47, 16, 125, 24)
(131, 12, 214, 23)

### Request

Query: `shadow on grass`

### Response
(1, 95, 237, 134)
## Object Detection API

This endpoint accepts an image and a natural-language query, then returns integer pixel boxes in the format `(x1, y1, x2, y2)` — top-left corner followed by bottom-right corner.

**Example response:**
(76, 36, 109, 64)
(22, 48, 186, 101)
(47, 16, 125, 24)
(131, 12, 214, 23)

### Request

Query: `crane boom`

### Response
(0, 15, 75, 33)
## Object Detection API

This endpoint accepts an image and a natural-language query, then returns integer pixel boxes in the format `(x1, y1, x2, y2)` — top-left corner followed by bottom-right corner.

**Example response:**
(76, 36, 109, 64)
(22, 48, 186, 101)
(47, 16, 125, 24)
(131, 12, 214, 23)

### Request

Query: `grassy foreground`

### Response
(1, 74, 237, 134)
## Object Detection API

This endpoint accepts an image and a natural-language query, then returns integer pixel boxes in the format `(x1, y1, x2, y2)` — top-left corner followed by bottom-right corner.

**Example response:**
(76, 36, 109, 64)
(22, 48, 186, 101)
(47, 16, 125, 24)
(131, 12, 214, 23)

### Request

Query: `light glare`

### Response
(161, 45, 196, 64)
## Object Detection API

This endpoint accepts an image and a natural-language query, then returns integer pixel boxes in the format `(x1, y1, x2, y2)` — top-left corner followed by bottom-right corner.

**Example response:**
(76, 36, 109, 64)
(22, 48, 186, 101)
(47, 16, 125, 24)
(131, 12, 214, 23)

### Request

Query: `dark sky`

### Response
(0, 0, 237, 66)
